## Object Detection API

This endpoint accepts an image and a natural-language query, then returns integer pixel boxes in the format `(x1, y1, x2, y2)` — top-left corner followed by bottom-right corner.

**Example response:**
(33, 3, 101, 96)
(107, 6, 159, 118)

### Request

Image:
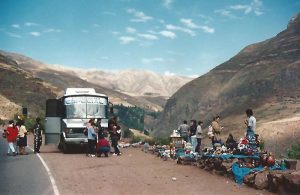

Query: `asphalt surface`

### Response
(0, 136, 54, 195)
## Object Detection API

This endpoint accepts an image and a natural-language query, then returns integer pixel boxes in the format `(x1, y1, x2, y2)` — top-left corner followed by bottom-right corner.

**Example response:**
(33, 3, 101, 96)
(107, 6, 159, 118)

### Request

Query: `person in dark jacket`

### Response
(225, 133, 237, 151)
(33, 117, 43, 153)
(110, 125, 121, 156)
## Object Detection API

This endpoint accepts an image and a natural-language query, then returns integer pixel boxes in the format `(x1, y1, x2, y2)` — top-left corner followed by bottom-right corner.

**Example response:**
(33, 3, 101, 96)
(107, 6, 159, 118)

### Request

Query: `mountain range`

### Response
(0, 50, 191, 119)
(77, 69, 192, 97)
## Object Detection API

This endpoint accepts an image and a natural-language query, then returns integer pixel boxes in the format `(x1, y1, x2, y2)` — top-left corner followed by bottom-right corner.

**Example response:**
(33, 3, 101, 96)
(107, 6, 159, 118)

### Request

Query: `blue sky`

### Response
(0, 0, 299, 77)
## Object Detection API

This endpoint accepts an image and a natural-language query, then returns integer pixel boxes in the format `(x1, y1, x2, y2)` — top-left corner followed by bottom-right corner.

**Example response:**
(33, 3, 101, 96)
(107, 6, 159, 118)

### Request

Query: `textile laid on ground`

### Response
(204, 154, 260, 160)
(231, 162, 286, 184)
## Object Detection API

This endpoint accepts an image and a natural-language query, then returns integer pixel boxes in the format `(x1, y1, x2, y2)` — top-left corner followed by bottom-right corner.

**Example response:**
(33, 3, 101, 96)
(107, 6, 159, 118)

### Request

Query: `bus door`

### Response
(45, 99, 62, 145)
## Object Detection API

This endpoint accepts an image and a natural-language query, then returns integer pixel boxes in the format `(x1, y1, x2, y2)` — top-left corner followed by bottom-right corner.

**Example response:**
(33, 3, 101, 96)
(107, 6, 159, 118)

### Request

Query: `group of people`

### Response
(85, 116, 122, 158)
(178, 119, 203, 153)
(178, 108, 257, 152)
(3, 116, 43, 156)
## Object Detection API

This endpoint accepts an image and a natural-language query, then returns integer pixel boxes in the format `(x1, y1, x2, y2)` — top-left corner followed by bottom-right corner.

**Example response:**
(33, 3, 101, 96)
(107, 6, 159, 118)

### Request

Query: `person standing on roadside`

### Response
(195, 121, 203, 153)
(245, 109, 257, 150)
(87, 119, 97, 157)
(178, 120, 189, 142)
(211, 115, 222, 144)
(189, 120, 197, 152)
(33, 117, 43, 153)
(5, 120, 18, 156)
(110, 125, 121, 156)
(18, 120, 28, 155)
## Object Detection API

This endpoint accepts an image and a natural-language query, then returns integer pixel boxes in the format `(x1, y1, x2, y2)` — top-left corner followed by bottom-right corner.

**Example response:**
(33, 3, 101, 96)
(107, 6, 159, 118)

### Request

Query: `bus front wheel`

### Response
(59, 136, 69, 154)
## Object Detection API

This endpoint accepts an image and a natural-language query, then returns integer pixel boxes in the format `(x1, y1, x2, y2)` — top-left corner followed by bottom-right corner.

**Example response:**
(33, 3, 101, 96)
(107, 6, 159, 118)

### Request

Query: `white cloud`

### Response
(180, 18, 215, 34)
(127, 8, 153, 22)
(199, 25, 215, 34)
(138, 33, 158, 40)
(186, 67, 193, 71)
(162, 0, 172, 9)
(198, 14, 213, 24)
(7, 32, 21, 38)
(126, 27, 137, 34)
(164, 70, 176, 76)
(215, 9, 237, 19)
(166, 24, 196, 36)
(159, 30, 176, 39)
(230, 0, 263, 16)
(24, 22, 39, 27)
(230, 4, 253, 15)
(188, 74, 199, 78)
(147, 30, 157, 34)
(112, 31, 120, 35)
(180, 18, 199, 29)
(29, 32, 41, 36)
(218, 0, 263, 18)
(254, 10, 263, 16)
(12, 24, 20, 28)
(119, 36, 136, 44)
(44, 28, 61, 33)
(141, 57, 164, 64)
(159, 19, 165, 24)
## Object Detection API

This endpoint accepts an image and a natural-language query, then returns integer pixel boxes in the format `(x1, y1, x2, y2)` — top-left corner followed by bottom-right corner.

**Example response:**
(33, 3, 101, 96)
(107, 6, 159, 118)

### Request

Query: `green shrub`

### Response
(145, 138, 155, 145)
(113, 105, 145, 130)
(287, 144, 300, 159)
(259, 139, 265, 150)
(131, 135, 142, 143)
(154, 136, 170, 146)
(0, 118, 4, 126)
(123, 127, 134, 138)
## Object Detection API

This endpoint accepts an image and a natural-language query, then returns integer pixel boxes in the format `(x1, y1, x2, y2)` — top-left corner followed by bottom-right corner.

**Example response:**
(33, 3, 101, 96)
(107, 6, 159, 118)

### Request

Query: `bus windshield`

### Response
(64, 96, 108, 119)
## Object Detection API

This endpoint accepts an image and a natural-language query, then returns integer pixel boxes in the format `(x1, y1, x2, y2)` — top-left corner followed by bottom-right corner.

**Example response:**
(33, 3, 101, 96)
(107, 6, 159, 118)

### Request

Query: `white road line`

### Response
(28, 146, 60, 195)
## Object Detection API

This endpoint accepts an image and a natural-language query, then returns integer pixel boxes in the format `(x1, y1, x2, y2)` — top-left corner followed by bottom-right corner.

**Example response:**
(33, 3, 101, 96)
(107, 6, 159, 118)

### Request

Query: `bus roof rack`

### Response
(63, 88, 107, 97)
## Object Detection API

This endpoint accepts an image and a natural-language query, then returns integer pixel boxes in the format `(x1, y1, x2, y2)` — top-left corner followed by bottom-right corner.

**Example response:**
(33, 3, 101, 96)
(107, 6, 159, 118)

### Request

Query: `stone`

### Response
(267, 171, 285, 192)
(285, 159, 298, 170)
(244, 173, 256, 186)
(254, 170, 269, 190)
(283, 172, 300, 193)
(221, 161, 234, 173)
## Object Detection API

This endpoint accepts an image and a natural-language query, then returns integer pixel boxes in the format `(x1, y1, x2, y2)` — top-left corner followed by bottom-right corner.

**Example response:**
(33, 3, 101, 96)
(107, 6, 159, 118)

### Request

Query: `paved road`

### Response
(0, 136, 54, 195)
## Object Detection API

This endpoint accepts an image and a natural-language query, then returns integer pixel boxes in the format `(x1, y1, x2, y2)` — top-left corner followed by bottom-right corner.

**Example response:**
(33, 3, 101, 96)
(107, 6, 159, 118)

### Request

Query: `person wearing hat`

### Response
(33, 117, 43, 153)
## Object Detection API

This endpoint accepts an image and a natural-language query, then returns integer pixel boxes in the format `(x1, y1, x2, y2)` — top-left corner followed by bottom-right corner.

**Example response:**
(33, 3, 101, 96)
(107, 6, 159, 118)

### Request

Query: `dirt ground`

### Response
(33, 140, 273, 195)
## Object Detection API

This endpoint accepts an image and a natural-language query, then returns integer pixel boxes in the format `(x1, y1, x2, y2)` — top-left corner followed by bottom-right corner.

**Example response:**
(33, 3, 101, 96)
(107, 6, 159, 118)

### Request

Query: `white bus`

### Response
(45, 88, 109, 153)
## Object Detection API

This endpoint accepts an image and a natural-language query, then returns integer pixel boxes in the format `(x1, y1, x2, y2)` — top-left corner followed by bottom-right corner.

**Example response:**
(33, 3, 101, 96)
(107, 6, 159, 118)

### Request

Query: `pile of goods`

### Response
(196, 134, 300, 193)
(142, 131, 299, 193)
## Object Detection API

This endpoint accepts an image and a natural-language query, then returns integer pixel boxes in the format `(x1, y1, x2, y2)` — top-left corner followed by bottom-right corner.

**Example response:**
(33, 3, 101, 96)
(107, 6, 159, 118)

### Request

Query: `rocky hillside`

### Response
(154, 13, 300, 154)
(0, 53, 57, 119)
